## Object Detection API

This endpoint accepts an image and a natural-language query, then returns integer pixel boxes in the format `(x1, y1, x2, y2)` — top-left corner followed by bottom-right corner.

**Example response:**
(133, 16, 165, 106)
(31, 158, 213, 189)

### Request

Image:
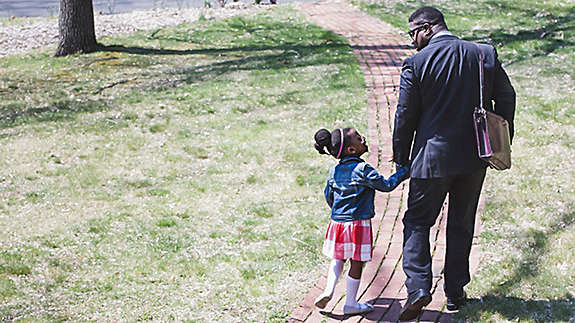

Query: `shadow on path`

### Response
(318, 297, 447, 322)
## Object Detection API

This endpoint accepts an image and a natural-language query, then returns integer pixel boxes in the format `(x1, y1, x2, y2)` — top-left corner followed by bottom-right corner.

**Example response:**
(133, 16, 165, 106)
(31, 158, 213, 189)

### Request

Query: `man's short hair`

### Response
(409, 6, 447, 28)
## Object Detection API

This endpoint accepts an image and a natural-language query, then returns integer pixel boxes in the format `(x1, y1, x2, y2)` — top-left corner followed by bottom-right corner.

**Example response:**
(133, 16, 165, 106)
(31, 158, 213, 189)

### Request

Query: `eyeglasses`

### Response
(408, 24, 427, 40)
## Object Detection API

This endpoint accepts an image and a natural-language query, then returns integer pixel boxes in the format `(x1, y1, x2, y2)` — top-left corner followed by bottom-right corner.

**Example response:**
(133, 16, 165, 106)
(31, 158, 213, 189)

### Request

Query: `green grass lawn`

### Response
(0, 7, 367, 321)
(360, 0, 575, 321)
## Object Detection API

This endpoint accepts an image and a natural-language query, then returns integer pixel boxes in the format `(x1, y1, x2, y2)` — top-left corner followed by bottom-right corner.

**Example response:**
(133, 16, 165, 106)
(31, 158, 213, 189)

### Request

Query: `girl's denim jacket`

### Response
(325, 156, 410, 222)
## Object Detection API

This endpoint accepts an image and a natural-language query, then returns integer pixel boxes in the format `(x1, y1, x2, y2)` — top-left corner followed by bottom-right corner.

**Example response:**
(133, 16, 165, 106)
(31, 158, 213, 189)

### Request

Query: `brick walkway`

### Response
(289, 1, 484, 322)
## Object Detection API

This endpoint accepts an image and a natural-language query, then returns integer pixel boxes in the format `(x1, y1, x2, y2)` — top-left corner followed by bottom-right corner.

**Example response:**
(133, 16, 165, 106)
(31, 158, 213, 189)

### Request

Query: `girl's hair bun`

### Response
(314, 128, 332, 155)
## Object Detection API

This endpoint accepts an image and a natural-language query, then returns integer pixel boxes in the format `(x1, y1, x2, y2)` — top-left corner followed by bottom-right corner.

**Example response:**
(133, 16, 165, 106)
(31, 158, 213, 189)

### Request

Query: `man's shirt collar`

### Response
(431, 30, 454, 40)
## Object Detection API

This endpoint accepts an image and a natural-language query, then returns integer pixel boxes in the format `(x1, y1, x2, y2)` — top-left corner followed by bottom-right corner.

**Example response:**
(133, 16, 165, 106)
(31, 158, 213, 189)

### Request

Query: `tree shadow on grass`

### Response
(2, 41, 353, 129)
(0, 98, 109, 131)
(489, 210, 574, 295)
(462, 7, 575, 66)
(461, 295, 575, 322)
(459, 210, 575, 321)
(99, 42, 358, 88)
(98, 42, 349, 58)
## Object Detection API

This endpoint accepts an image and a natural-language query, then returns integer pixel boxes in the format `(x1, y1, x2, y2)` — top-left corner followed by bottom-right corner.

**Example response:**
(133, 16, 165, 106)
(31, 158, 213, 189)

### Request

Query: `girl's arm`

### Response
(324, 180, 334, 207)
(360, 163, 410, 192)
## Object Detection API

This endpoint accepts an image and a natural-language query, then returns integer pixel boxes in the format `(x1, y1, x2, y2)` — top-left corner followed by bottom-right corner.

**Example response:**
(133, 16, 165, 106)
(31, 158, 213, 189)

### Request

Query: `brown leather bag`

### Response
(473, 46, 512, 170)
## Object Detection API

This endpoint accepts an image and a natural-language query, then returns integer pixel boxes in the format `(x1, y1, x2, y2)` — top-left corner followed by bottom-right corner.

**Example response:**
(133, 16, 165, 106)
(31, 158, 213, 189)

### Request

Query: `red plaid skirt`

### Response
(322, 219, 373, 261)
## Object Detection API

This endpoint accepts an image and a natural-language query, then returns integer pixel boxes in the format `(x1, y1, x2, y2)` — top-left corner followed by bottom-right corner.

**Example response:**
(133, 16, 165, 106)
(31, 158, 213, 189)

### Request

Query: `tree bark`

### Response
(55, 0, 98, 57)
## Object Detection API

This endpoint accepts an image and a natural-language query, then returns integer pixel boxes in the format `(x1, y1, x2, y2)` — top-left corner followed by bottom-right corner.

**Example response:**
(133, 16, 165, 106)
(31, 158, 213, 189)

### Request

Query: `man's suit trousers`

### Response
(402, 168, 486, 297)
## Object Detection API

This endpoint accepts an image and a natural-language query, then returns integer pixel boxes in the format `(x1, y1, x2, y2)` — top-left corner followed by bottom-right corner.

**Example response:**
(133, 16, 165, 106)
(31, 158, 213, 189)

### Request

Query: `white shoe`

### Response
(314, 294, 332, 309)
(343, 302, 374, 315)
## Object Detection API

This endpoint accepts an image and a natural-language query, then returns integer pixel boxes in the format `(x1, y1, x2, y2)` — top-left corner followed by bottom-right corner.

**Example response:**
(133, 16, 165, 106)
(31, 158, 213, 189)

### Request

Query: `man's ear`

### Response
(424, 23, 432, 36)
(347, 146, 356, 155)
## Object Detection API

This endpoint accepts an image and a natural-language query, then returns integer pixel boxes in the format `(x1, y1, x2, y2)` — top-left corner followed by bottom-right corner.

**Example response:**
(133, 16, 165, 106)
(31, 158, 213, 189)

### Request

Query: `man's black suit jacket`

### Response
(393, 35, 516, 179)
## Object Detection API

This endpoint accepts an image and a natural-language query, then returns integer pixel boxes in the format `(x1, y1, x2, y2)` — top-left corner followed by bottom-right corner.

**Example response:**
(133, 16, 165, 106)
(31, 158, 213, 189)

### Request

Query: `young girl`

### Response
(313, 127, 409, 315)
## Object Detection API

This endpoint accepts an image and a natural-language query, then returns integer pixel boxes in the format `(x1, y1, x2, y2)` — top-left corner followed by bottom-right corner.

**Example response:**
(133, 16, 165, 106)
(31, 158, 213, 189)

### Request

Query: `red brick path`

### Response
(289, 2, 485, 322)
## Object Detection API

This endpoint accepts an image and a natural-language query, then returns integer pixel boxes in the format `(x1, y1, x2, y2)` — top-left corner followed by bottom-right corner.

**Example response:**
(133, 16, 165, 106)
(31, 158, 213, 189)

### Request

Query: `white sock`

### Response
(322, 259, 344, 297)
(345, 275, 361, 307)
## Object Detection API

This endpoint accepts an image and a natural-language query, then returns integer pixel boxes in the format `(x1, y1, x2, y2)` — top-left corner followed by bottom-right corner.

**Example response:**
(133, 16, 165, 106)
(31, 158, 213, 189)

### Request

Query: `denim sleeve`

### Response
(324, 179, 334, 207)
(360, 163, 410, 192)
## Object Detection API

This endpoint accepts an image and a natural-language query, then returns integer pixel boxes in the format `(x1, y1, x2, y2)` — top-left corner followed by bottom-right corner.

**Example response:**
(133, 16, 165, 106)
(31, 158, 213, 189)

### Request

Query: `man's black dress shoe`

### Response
(398, 289, 432, 321)
(446, 291, 466, 311)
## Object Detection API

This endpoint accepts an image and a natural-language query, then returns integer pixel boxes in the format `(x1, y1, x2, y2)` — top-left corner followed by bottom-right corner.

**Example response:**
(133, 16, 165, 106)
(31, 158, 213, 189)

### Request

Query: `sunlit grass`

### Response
(360, 0, 575, 321)
(0, 16, 54, 27)
(0, 6, 366, 321)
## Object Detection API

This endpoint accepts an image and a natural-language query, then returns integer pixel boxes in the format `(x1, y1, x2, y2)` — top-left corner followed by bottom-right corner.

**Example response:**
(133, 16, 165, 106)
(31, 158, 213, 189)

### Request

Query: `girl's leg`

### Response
(344, 260, 373, 314)
(314, 259, 345, 308)
(348, 259, 363, 279)
(345, 260, 364, 306)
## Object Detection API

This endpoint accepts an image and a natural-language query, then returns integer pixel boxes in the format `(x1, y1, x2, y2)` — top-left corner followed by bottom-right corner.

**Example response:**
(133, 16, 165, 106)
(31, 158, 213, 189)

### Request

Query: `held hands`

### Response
(395, 162, 410, 171)
(394, 161, 411, 180)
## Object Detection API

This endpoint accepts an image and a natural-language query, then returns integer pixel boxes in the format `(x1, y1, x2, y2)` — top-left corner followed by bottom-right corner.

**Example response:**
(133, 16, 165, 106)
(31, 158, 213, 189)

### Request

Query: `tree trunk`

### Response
(55, 0, 98, 57)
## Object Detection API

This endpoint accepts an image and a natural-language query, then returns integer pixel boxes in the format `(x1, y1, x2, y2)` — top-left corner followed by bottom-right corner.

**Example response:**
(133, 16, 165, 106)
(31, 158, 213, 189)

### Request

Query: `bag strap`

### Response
(476, 43, 485, 110)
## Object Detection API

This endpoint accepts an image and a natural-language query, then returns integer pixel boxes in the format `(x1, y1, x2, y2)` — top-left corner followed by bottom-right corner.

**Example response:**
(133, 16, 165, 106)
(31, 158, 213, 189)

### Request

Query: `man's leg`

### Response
(402, 177, 450, 294)
(443, 168, 486, 298)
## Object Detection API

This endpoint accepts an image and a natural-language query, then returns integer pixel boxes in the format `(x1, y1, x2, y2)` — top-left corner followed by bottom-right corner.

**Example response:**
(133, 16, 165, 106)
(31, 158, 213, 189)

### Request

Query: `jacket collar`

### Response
(339, 156, 364, 164)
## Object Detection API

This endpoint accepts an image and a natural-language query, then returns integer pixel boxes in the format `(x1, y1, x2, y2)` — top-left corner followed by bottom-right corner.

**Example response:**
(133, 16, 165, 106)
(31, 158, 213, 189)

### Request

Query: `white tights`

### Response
(322, 259, 344, 297)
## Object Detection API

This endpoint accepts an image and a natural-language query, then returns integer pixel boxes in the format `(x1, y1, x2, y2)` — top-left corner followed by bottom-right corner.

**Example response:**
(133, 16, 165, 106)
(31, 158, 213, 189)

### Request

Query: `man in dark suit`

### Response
(393, 6, 516, 320)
